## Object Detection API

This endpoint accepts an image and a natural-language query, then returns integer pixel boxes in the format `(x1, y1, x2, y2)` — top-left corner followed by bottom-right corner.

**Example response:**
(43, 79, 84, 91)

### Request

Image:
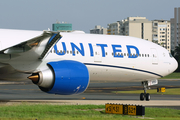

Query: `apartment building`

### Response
(119, 17, 152, 42)
(152, 20, 171, 52)
(170, 7, 180, 51)
(107, 22, 120, 35)
(90, 25, 107, 34)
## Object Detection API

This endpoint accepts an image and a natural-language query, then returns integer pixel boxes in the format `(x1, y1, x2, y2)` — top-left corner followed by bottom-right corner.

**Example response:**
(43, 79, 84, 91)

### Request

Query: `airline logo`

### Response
(54, 42, 139, 58)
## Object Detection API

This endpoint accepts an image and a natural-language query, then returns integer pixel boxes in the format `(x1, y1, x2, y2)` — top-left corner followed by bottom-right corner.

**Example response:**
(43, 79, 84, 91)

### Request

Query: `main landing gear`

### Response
(140, 81, 150, 101)
(140, 79, 158, 101)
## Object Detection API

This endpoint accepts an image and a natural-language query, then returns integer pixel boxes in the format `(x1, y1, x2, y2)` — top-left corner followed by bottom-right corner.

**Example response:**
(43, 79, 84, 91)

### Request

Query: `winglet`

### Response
(39, 32, 62, 59)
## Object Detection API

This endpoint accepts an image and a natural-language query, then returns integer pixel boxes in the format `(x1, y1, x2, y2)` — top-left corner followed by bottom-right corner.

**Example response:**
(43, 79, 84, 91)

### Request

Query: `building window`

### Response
(154, 23, 158, 26)
(141, 23, 144, 39)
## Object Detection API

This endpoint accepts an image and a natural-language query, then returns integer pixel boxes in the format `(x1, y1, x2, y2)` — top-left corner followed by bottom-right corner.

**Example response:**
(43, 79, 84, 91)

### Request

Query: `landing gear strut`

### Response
(140, 81, 150, 101)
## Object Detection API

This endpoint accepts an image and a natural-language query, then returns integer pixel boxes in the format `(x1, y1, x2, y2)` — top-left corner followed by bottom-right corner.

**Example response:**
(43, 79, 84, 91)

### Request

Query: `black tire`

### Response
(140, 93, 144, 101)
(146, 93, 150, 101)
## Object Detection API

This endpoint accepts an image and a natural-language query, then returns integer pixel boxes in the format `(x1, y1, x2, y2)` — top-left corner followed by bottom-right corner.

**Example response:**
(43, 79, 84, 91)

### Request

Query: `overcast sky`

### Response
(0, 0, 179, 33)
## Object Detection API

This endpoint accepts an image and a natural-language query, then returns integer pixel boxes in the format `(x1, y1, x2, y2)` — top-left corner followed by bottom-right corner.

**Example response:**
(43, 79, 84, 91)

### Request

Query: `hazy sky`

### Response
(0, 0, 180, 33)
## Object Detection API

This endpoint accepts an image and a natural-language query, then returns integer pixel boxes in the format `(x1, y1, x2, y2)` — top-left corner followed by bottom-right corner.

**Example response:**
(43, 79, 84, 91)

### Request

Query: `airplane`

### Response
(0, 29, 178, 101)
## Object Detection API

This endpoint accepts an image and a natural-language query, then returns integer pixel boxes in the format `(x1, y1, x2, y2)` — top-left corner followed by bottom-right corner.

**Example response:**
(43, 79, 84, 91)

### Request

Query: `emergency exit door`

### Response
(151, 48, 158, 64)
(94, 46, 102, 62)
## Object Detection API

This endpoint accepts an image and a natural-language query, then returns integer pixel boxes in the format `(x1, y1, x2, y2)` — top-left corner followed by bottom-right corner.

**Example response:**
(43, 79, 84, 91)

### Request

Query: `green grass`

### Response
(0, 104, 179, 120)
(145, 107, 180, 120)
(160, 72, 180, 79)
(112, 88, 180, 95)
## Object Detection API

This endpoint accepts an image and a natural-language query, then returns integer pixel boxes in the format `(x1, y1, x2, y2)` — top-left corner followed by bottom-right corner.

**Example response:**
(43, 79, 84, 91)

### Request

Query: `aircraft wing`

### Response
(0, 30, 62, 72)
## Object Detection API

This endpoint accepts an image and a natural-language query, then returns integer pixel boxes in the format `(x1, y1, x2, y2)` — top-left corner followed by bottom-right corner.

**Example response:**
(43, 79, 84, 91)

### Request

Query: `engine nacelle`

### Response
(30, 60, 90, 95)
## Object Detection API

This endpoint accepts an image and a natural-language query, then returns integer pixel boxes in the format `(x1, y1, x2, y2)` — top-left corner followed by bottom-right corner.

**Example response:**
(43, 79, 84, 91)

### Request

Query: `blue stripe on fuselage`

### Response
(84, 63, 163, 78)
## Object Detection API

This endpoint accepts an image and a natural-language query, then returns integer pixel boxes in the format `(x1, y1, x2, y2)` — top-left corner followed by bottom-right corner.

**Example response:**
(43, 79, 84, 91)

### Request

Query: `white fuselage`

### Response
(0, 29, 178, 82)
(40, 32, 177, 82)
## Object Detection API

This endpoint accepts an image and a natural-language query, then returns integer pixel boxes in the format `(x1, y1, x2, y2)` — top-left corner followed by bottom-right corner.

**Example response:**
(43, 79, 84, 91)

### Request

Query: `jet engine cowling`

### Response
(29, 60, 90, 95)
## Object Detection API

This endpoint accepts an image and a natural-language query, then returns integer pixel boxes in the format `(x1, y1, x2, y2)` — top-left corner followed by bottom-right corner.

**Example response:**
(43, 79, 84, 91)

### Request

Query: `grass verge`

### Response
(160, 72, 180, 79)
(0, 104, 179, 120)
(112, 88, 180, 95)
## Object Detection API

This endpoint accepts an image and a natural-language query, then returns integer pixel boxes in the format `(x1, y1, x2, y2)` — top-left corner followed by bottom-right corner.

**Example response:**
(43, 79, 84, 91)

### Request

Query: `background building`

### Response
(107, 22, 120, 35)
(152, 20, 171, 52)
(119, 17, 152, 42)
(90, 25, 107, 34)
(171, 7, 180, 51)
(52, 21, 72, 32)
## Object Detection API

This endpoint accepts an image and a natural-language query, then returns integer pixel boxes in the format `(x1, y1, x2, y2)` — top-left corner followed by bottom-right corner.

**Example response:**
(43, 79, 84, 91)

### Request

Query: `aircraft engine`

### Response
(28, 60, 90, 95)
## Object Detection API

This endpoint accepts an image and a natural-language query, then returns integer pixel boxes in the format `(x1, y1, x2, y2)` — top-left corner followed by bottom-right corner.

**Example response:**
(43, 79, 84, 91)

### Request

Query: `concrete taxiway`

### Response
(0, 79, 180, 108)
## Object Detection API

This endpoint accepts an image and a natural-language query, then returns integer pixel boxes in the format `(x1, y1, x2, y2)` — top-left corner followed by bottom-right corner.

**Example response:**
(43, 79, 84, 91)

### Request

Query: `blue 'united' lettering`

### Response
(54, 42, 139, 58)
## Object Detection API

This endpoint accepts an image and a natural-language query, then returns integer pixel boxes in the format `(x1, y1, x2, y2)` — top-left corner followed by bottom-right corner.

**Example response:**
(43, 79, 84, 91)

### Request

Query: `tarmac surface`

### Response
(0, 79, 180, 109)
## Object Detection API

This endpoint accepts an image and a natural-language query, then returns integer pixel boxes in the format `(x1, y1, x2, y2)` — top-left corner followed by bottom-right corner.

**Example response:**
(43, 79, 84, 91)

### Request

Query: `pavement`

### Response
(2, 100, 179, 106)
(0, 79, 179, 109)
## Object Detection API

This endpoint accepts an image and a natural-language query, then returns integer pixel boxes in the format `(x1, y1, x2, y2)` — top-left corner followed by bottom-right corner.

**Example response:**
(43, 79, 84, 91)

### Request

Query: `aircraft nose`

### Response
(172, 58, 178, 72)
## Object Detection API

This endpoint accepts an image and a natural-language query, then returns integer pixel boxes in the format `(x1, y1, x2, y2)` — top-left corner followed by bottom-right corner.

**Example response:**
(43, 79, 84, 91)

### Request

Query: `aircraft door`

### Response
(94, 46, 102, 62)
(151, 48, 158, 65)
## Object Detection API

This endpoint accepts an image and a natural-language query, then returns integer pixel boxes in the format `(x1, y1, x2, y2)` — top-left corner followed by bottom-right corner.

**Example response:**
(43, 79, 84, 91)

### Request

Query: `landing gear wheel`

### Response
(140, 81, 151, 101)
(146, 93, 150, 101)
(140, 93, 145, 101)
